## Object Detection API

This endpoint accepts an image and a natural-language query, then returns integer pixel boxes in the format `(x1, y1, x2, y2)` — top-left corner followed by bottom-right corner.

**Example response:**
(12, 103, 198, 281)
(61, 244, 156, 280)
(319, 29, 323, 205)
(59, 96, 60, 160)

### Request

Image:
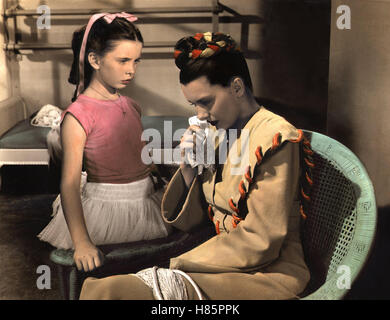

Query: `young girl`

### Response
(38, 12, 170, 272)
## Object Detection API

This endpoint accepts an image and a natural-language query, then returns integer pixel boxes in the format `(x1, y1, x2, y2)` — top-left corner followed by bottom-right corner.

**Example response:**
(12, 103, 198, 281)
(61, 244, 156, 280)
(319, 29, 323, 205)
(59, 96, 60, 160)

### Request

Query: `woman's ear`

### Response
(88, 52, 100, 70)
(230, 77, 246, 99)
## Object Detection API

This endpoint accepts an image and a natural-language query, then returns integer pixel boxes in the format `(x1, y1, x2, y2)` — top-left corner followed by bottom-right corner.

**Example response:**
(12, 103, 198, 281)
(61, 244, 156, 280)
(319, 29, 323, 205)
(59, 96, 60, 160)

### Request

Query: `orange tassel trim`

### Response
(303, 147, 314, 155)
(271, 132, 281, 150)
(232, 214, 243, 228)
(207, 205, 214, 222)
(305, 172, 313, 185)
(232, 214, 242, 222)
(303, 139, 311, 148)
(301, 187, 311, 201)
(304, 157, 315, 168)
(300, 205, 307, 220)
(215, 220, 221, 234)
(289, 129, 304, 143)
(239, 180, 247, 200)
(255, 146, 263, 165)
(229, 198, 239, 214)
(245, 166, 252, 183)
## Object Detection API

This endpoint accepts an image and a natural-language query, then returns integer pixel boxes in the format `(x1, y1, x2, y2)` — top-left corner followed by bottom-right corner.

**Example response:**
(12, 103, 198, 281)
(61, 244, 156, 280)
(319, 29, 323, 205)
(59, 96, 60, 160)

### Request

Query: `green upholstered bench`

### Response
(0, 119, 51, 150)
(0, 115, 189, 189)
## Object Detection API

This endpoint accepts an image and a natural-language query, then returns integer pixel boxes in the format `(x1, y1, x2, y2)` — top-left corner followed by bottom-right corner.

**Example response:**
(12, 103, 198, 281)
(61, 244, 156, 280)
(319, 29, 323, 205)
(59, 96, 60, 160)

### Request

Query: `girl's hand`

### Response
(73, 240, 105, 272)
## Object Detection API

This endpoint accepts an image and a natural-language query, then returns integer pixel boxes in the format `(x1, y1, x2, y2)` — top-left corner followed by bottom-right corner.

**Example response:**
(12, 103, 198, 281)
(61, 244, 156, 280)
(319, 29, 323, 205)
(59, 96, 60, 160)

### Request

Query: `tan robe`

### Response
(80, 107, 310, 300)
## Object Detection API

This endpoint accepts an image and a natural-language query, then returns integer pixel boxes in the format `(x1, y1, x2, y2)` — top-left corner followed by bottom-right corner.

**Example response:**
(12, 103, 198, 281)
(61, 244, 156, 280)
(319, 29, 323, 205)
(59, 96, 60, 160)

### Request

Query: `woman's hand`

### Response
(73, 240, 105, 272)
(179, 125, 204, 187)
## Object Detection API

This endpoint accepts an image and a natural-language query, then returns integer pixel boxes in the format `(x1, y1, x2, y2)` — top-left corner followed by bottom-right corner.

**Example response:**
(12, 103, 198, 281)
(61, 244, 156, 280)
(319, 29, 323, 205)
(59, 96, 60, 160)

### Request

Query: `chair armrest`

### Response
(50, 225, 215, 274)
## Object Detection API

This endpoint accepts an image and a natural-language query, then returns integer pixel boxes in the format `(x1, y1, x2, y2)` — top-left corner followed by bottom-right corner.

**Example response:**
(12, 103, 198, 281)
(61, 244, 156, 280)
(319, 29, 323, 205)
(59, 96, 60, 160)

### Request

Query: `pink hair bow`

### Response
(103, 12, 138, 23)
(77, 12, 138, 97)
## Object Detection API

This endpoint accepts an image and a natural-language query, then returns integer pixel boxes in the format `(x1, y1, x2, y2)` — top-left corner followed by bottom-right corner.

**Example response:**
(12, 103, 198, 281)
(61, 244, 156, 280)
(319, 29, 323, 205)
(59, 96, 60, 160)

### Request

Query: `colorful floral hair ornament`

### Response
(174, 32, 239, 70)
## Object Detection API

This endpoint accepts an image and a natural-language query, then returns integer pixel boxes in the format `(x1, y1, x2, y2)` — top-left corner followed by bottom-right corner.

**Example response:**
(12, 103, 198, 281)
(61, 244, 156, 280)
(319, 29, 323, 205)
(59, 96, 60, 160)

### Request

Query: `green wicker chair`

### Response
(300, 130, 377, 299)
(49, 130, 376, 300)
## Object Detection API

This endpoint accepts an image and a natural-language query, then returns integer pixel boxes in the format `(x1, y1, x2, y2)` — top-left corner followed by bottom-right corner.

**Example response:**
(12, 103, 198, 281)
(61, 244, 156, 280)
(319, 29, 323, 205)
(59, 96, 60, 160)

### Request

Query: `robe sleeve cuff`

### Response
(161, 169, 207, 232)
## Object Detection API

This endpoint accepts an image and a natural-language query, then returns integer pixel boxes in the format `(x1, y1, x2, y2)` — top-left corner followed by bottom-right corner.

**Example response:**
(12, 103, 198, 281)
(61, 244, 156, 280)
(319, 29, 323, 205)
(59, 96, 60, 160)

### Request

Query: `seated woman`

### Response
(79, 32, 312, 300)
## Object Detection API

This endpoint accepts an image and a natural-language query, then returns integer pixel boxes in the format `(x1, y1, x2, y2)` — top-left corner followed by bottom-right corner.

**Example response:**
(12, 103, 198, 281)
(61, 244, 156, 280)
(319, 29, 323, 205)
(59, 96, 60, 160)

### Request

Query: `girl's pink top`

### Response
(61, 94, 150, 184)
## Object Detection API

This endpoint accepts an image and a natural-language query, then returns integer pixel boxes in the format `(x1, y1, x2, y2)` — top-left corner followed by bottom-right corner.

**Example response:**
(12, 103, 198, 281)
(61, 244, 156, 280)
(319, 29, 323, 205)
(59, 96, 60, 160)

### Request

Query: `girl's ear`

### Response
(230, 77, 246, 99)
(88, 52, 100, 70)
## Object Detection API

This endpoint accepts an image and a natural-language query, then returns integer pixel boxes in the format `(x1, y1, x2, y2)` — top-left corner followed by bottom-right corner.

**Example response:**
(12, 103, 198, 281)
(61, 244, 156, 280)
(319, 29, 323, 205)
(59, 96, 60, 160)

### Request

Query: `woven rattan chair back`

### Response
(300, 130, 376, 299)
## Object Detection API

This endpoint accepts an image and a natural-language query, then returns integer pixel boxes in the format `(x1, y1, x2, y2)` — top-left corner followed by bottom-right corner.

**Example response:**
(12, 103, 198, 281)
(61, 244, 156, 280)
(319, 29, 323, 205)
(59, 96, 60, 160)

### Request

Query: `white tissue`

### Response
(189, 116, 210, 136)
(186, 116, 212, 175)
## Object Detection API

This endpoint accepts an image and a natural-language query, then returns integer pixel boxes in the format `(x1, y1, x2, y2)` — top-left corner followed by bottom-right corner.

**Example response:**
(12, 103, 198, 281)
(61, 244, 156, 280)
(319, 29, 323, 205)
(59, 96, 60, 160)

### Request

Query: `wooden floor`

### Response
(0, 192, 62, 299)
(0, 165, 62, 299)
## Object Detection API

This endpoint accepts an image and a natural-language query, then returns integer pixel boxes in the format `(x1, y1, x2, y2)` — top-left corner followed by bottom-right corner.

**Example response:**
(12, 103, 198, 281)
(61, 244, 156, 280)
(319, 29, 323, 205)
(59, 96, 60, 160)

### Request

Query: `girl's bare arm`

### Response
(60, 113, 104, 271)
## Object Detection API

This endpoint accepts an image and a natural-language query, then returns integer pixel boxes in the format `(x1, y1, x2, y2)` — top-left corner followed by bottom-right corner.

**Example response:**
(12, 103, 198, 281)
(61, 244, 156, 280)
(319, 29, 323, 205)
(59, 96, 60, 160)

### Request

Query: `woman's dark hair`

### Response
(174, 32, 253, 92)
(69, 17, 143, 101)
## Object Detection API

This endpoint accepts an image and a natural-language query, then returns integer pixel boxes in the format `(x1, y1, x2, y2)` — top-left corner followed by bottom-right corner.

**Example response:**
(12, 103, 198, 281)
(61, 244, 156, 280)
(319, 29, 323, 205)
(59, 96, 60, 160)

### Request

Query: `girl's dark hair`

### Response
(174, 32, 253, 92)
(69, 17, 143, 101)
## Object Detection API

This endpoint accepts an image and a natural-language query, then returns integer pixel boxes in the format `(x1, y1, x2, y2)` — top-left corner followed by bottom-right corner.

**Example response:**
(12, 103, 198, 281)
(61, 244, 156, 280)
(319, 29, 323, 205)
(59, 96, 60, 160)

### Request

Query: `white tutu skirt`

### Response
(38, 175, 170, 249)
